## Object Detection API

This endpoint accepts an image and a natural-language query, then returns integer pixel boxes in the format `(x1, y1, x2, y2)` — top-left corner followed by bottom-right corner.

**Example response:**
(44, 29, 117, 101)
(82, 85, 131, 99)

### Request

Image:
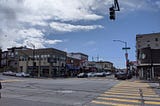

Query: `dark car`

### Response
(116, 72, 127, 80)
(115, 71, 123, 78)
(77, 73, 88, 78)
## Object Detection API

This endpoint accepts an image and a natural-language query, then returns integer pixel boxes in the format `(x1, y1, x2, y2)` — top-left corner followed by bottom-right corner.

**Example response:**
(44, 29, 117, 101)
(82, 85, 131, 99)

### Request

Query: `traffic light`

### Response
(109, 6, 115, 20)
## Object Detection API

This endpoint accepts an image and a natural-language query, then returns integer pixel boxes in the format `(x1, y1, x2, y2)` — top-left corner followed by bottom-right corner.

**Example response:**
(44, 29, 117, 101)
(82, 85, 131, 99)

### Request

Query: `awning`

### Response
(66, 64, 80, 70)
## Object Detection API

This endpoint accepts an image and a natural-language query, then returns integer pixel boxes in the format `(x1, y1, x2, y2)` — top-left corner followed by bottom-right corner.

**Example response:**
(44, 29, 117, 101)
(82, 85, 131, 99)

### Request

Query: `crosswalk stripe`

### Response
(100, 94, 160, 101)
(107, 90, 157, 95)
(109, 88, 155, 92)
(104, 91, 159, 97)
(109, 89, 155, 94)
(145, 101, 160, 105)
(97, 97, 140, 103)
(91, 100, 136, 106)
(100, 94, 141, 99)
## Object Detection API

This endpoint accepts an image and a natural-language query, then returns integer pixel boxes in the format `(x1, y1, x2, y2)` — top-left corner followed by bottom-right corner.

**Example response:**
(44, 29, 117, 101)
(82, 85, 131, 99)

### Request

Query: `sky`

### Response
(0, 0, 160, 68)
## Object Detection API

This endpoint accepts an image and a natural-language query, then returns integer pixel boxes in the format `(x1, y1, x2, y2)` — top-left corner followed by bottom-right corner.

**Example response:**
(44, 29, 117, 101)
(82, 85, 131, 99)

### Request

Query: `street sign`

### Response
(122, 47, 131, 50)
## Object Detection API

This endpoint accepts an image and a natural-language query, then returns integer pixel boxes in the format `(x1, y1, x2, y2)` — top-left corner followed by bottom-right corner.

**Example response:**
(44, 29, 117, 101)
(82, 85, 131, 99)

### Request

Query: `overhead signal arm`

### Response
(114, 0, 120, 11)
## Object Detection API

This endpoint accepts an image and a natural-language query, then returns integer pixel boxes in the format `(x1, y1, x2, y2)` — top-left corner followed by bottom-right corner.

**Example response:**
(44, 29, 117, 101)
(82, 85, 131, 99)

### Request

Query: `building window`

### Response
(155, 38, 158, 42)
(147, 44, 150, 47)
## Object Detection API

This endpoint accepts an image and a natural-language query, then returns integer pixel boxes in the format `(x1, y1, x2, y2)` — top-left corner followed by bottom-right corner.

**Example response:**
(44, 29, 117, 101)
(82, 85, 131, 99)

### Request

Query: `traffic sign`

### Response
(122, 47, 130, 50)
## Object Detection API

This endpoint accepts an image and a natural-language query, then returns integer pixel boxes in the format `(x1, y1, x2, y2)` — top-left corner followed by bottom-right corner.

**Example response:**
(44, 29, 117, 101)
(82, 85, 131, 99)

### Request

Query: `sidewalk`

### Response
(148, 82, 160, 96)
(131, 76, 160, 97)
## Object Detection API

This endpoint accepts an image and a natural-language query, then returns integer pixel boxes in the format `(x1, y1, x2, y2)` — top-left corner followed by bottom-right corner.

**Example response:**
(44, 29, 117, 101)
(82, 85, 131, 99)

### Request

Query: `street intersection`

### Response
(0, 75, 160, 106)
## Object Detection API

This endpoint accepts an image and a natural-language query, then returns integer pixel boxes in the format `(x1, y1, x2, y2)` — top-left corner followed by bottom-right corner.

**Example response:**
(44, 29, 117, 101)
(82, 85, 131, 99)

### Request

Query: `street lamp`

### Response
(113, 40, 130, 73)
(26, 42, 38, 77)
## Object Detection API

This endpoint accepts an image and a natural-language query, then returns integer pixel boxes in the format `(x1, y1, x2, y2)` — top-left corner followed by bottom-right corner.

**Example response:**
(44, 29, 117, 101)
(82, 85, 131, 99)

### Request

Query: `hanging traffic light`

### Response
(109, 6, 115, 20)
(108, 0, 120, 20)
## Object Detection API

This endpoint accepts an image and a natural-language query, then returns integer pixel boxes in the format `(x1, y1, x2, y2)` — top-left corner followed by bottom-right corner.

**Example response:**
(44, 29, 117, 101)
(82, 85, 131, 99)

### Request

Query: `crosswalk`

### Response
(91, 81, 160, 106)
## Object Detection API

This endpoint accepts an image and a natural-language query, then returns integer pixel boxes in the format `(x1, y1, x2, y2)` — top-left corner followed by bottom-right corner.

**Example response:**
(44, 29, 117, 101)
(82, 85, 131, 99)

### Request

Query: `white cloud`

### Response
(120, 0, 160, 12)
(50, 22, 103, 32)
(44, 40, 63, 45)
(18, 0, 104, 23)
(0, 0, 160, 50)
(0, 28, 63, 50)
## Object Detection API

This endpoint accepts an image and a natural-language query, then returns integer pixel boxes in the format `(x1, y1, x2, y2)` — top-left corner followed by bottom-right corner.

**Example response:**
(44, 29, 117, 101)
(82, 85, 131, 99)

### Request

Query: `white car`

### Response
(87, 72, 96, 77)
(16, 72, 30, 77)
(3, 71, 16, 76)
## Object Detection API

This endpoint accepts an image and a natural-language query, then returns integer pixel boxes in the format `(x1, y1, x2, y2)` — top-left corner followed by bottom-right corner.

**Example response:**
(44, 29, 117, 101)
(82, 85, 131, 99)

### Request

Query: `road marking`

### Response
(101, 94, 141, 99)
(97, 96, 140, 103)
(107, 90, 157, 95)
(0, 79, 25, 83)
(91, 100, 136, 106)
(101, 94, 160, 101)
(90, 80, 160, 106)
(145, 101, 160, 105)
(109, 89, 156, 94)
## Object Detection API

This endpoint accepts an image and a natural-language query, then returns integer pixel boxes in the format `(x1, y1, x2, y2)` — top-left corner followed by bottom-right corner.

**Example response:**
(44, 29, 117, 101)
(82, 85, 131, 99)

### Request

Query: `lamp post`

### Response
(27, 42, 38, 77)
(113, 40, 130, 73)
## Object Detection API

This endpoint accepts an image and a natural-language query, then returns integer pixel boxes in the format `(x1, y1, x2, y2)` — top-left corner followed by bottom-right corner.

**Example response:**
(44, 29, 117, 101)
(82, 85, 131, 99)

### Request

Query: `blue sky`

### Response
(0, 0, 160, 68)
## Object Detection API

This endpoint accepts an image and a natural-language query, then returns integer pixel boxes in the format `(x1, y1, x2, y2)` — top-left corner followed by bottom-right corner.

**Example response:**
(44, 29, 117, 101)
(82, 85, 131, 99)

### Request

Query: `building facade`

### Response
(0, 47, 67, 77)
(18, 48, 67, 77)
(67, 52, 88, 68)
(95, 61, 114, 72)
(1, 46, 28, 72)
(136, 32, 160, 80)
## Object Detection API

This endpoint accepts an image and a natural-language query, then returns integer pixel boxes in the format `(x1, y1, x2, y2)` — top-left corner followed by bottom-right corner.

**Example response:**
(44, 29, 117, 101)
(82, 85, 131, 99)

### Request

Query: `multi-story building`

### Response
(136, 32, 160, 80)
(95, 61, 114, 72)
(1, 46, 28, 72)
(67, 52, 88, 68)
(18, 48, 67, 77)
(1, 47, 67, 77)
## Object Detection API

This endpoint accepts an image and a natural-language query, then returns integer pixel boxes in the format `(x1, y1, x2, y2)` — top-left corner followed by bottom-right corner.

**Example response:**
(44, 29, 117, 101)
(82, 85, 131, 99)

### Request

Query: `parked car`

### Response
(16, 72, 30, 77)
(77, 73, 88, 78)
(104, 72, 112, 76)
(2, 71, 16, 76)
(116, 72, 127, 80)
(115, 71, 124, 78)
(95, 72, 106, 77)
(87, 72, 96, 77)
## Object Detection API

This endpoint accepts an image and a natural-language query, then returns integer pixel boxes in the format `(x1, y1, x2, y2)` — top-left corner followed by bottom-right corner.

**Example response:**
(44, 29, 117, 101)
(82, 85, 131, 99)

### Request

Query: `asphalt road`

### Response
(0, 75, 119, 106)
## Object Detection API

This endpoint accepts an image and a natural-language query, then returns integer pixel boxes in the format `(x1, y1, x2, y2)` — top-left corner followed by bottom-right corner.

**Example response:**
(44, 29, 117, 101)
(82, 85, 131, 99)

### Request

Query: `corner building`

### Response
(136, 32, 160, 80)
